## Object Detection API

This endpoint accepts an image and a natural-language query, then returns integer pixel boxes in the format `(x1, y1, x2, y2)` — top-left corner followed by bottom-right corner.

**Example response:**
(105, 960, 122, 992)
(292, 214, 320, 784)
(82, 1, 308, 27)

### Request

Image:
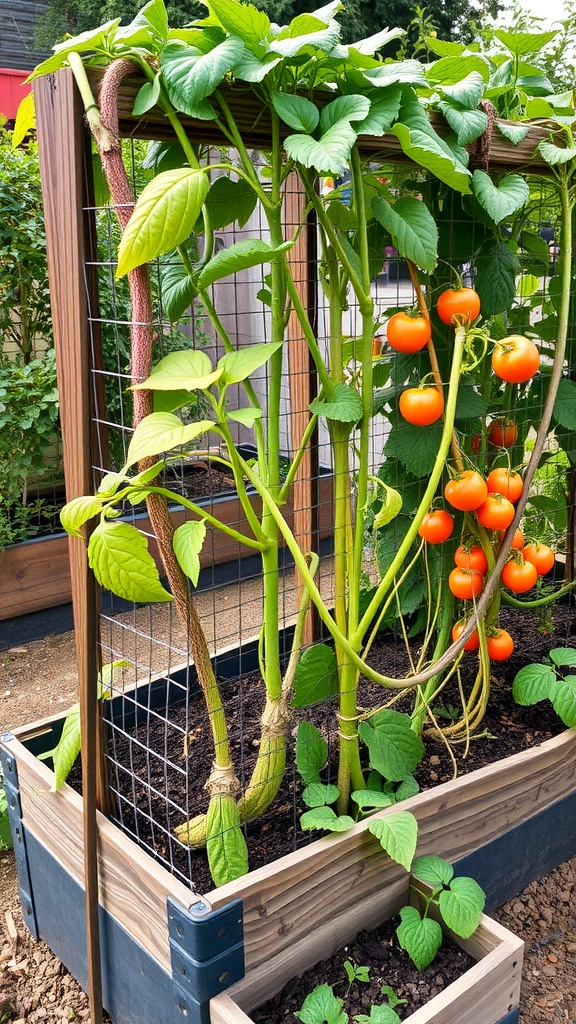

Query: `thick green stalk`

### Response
(411, 579, 455, 736)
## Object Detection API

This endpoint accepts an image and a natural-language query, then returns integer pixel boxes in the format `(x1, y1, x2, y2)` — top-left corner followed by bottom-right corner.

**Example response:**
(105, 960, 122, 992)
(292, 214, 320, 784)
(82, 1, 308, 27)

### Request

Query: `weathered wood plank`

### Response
(0, 535, 71, 619)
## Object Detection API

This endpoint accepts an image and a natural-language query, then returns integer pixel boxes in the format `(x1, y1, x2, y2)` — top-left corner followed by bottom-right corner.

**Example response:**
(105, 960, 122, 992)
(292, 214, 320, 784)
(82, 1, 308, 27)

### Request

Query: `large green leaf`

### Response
(538, 140, 576, 166)
(474, 239, 520, 316)
(437, 70, 485, 107)
(133, 350, 221, 392)
(294, 984, 347, 1024)
(427, 55, 490, 85)
(114, 0, 168, 44)
(397, 906, 442, 970)
(27, 20, 121, 80)
(471, 171, 529, 224)
(198, 239, 291, 289)
(296, 721, 327, 785)
(300, 806, 355, 832)
(552, 675, 576, 726)
(383, 420, 444, 478)
(88, 521, 173, 602)
(391, 123, 471, 192)
(173, 520, 206, 587)
(319, 94, 371, 132)
(60, 495, 105, 537)
(512, 663, 556, 705)
(160, 38, 244, 110)
(269, 20, 340, 56)
(497, 122, 530, 145)
(218, 340, 283, 385)
(368, 810, 418, 870)
(159, 251, 197, 322)
(494, 29, 556, 55)
(358, 710, 424, 782)
(440, 877, 485, 938)
(437, 101, 488, 146)
(284, 121, 357, 176)
(205, 176, 258, 230)
(124, 414, 213, 467)
(272, 92, 320, 133)
(364, 59, 428, 88)
(208, 0, 270, 44)
(291, 644, 338, 707)
(550, 648, 576, 668)
(302, 783, 340, 808)
(372, 196, 438, 272)
(117, 169, 210, 277)
(234, 53, 282, 81)
(309, 382, 363, 423)
(355, 88, 402, 136)
(206, 794, 249, 886)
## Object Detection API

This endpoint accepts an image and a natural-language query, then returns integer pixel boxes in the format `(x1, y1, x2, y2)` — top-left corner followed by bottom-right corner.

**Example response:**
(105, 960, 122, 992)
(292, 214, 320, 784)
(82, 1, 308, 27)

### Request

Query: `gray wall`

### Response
(0, 1, 51, 71)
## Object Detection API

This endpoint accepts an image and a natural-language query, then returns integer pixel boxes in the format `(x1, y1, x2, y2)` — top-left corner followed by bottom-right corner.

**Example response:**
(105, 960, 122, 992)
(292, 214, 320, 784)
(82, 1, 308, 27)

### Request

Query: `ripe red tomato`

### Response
(437, 287, 481, 325)
(399, 387, 444, 426)
(476, 493, 515, 530)
(418, 509, 455, 543)
(522, 542, 555, 575)
(500, 527, 524, 550)
(386, 312, 431, 354)
(470, 433, 481, 455)
(501, 558, 538, 593)
(454, 544, 488, 575)
(452, 619, 480, 651)
(487, 419, 518, 448)
(448, 567, 484, 600)
(444, 470, 488, 512)
(491, 336, 540, 383)
(487, 629, 514, 661)
(486, 468, 524, 503)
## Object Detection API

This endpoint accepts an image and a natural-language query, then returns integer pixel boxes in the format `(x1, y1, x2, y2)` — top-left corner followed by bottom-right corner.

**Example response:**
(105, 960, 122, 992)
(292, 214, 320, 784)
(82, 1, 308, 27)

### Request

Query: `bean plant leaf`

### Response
(355, 89, 403, 137)
(198, 239, 292, 289)
(206, 794, 249, 886)
(269, 21, 341, 57)
(227, 407, 263, 427)
(296, 721, 327, 785)
(552, 379, 576, 430)
(372, 196, 438, 272)
(133, 75, 162, 116)
(494, 29, 556, 55)
(358, 710, 425, 781)
(27, 20, 121, 80)
(117, 169, 210, 277)
(294, 984, 348, 1024)
(159, 251, 198, 322)
(397, 906, 442, 971)
(292, 644, 339, 707)
(60, 495, 105, 537)
(160, 38, 243, 112)
(133, 350, 221, 392)
(364, 59, 428, 87)
(412, 854, 454, 887)
(538, 141, 576, 166)
(550, 647, 576, 667)
(173, 520, 206, 587)
(205, 176, 258, 230)
(300, 806, 355, 832)
(302, 783, 340, 807)
(351, 790, 395, 810)
(437, 70, 485, 107)
(471, 171, 529, 224)
(284, 121, 357, 176)
(437, 101, 488, 146)
(354, 1005, 401, 1024)
(497, 122, 530, 145)
(394, 776, 420, 802)
(391, 122, 471, 192)
(551, 676, 576, 727)
(310, 382, 363, 423)
(208, 0, 271, 44)
(124, 414, 213, 467)
(474, 239, 520, 316)
(426, 55, 490, 84)
(88, 521, 173, 603)
(512, 663, 556, 705)
(439, 876, 485, 938)
(218, 340, 283, 385)
(319, 94, 371, 132)
(272, 91, 320, 133)
(368, 810, 418, 870)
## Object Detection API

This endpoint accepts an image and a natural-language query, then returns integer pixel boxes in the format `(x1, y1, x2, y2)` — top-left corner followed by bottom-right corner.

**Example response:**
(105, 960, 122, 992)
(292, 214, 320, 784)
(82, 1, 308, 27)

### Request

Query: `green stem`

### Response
(501, 580, 576, 608)
(131, 485, 266, 551)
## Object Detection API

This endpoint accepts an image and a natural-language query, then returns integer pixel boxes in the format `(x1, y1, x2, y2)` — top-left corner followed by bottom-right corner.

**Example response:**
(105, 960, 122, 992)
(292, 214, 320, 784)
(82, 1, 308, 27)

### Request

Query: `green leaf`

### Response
(471, 171, 529, 224)
(373, 484, 403, 529)
(497, 122, 530, 145)
(153, 390, 198, 413)
(354, 1004, 402, 1024)
(310, 382, 363, 424)
(294, 984, 348, 1024)
(474, 239, 520, 317)
(292, 644, 339, 707)
(12, 91, 35, 149)
(227, 407, 263, 427)
(300, 807, 355, 832)
(426, 55, 489, 84)
(206, 794, 249, 886)
(198, 239, 291, 289)
(159, 251, 197, 322)
(355, 89, 402, 137)
(550, 647, 576, 667)
(319, 94, 371, 133)
(412, 854, 454, 887)
(133, 350, 220, 392)
(553, 379, 576, 430)
(494, 29, 556, 56)
(218, 340, 283, 385)
(437, 101, 488, 147)
(208, 0, 270, 44)
(437, 70, 485, 107)
(517, 273, 539, 297)
(27, 20, 121, 80)
(538, 141, 576, 166)
(391, 123, 471, 193)
(204, 177, 257, 233)
(383, 420, 444, 478)
(114, 0, 168, 44)
(88, 521, 173, 603)
(552, 676, 576, 727)
(117, 169, 210, 278)
(512, 663, 557, 707)
(124, 414, 213, 467)
(372, 196, 438, 272)
(368, 810, 418, 870)
(133, 75, 162, 116)
(269, 21, 340, 57)
(351, 790, 395, 810)
(160, 38, 243, 111)
(272, 92, 320, 133)
(440, 877, 485, 938)
(394, 776, 419, 802)
(397, 906, 442, 971)
(302, 783, 340, 807)
(60, 495, 105, 537)
(173, 520, 206, 587)
(364, 60, 428, 88)
(379, 986, 407, 1010)
(359, 711, 424, 782)
(296, 721, 327, 785)
(284, 121, 357, 176)
(454, 382, 485, 420)
(234, 53, 282, 82)
(45, 703, 80, 791)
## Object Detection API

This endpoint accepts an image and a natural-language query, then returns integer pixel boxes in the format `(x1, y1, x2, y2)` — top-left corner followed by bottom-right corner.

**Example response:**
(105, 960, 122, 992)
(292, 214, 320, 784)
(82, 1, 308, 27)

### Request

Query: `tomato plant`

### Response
(436, 287, 481, 325)
(448, 567, 483, 600)
(486, 468, 524, 503)
(476, 494, 515, 530)
(451, 620, 480, 651)
(454, 545, 488, 575)
(491, 335, 540, 383)
(418, 509, 454, 543)
(486, 629, 514, 661)
(523, 542, 555, 575)
(444, 471, 488, 512)
(386, 312, 431, 353)
(399, 386, 444, 426)
(501, 558, 538, 593)
(487, 419, 518, 447)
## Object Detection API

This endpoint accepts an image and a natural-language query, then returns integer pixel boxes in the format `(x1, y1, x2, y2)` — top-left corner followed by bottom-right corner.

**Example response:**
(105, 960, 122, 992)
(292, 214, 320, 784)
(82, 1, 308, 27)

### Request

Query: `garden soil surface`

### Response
(2, 595, 576, 1022)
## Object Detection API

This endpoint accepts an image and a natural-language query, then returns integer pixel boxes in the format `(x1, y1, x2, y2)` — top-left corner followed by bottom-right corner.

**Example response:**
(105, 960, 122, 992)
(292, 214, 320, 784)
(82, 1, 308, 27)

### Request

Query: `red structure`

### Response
(0, 68, 31, 120)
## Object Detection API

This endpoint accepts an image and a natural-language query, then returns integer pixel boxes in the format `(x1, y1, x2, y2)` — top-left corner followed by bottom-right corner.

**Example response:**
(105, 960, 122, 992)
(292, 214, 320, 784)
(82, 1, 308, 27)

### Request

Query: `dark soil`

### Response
(251, 915, 476, 1024)
(165, 461, 237, 500)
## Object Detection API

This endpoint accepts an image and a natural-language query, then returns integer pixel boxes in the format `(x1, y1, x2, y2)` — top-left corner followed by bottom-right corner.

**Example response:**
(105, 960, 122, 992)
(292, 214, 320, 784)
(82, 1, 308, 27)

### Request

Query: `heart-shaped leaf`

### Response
(472, 170, 529, 224)
(368, 810, 418, 870)
(372, 196, 438, 272)
(132, 351, 220, 393)
(397, 906, 442, 970)
(440, 876, 485, 937)
(272, 91, 320, 133)
(284, 120, 357, 176)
